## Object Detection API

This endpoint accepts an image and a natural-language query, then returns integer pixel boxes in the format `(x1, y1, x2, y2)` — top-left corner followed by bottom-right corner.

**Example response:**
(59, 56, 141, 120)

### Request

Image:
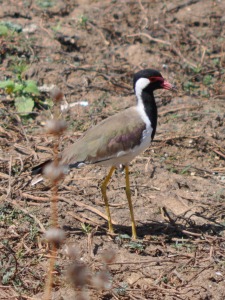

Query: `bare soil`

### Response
(1, 0, 225, 299)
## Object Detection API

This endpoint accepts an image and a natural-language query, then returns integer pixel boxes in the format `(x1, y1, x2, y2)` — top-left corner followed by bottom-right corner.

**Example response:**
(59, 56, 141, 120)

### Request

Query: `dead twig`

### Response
(127, 32, 171, 46)
(21, 192, 49, 202)
(60, 196, 118, 225)
(166, 0, 201, 13)
(68, 211, 102, 227)
(6, 156, 12, 198)
(161, 206, 178, 227)
(211, 148, 225, 160)
(137, 0, 149, 29)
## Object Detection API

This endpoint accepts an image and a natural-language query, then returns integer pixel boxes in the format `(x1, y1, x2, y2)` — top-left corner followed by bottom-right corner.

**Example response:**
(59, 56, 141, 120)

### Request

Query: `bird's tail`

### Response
(31, 159, 52, 175)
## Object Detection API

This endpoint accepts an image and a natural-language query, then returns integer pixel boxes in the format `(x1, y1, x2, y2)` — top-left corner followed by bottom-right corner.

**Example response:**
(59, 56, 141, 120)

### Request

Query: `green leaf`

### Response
(0, 80, 15, 94)
(0, 25, 8, 36)
(183, 81, 199, 91)
(2, 268, 15, 284)
(180, 165, 192, 175)
(23, 80, 39, 95)
(36, 0, 55, 8)
(0, 21, 22, 33)
(191, 66, 202, 74)
(119, 234, 130, 239)
(15, 96, 34, 115)
(0, 80, 15, 89)
(45, 98, 54, 107)
(14, 83, 25, 93)
(203, 75, 212, 86)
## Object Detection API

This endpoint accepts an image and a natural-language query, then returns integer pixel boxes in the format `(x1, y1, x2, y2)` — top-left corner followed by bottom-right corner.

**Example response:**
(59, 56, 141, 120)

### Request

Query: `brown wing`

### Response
(61, 107, 146, 166)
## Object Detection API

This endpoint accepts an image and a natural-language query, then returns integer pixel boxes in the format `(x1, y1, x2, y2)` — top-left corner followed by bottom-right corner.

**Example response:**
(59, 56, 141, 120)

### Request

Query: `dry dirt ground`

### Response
(1, 0, 225, 299)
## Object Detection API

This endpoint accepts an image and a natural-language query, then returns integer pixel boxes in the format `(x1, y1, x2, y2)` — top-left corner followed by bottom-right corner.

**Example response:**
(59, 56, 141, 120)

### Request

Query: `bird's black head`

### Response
(133, 68, 176, 95)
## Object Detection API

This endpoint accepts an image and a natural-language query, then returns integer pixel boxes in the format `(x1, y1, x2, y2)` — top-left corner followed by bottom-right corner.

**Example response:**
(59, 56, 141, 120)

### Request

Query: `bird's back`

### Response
(61, 106, 149, 167)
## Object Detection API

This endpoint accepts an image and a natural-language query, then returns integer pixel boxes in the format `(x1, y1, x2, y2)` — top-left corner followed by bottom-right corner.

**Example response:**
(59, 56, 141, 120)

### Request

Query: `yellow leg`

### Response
(125, 166, 137, 240)
(101, 167, 115, 234)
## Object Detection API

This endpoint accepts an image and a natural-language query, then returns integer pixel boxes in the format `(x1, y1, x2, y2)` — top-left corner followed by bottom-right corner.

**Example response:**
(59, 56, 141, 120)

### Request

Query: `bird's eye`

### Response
(150, 76, 163, 83)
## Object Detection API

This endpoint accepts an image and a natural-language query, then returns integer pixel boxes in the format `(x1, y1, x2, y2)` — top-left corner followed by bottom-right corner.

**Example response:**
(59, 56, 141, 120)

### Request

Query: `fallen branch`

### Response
(60, 196, 117, 225)
(211, 148, 225, 160)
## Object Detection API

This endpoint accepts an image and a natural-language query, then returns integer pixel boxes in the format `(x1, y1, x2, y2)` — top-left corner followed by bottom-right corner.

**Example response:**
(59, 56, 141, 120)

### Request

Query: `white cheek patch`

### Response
(135, 78, 151, 128)
(135, 78, 150, 99)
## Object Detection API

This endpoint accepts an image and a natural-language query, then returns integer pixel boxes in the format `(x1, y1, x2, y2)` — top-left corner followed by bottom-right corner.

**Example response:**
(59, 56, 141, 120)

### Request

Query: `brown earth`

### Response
(1, 0, 225, 299)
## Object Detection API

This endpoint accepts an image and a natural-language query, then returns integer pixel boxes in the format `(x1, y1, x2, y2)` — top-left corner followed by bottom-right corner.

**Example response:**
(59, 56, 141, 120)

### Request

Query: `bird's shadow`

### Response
(63, 211, 225, 243)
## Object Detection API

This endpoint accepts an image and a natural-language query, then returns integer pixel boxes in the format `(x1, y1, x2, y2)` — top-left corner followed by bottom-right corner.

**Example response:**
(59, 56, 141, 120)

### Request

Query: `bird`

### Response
(32, 69, 176, 239)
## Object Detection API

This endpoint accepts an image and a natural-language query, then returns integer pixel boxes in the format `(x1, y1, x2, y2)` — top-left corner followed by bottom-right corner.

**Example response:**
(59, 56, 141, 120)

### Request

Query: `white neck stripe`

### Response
(135, 78, 150, 105)
(135, 78, 151, 128)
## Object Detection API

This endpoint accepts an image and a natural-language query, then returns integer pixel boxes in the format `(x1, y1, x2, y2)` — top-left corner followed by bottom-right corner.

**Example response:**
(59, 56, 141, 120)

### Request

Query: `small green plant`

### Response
(0, 24, 9, 36)
(169, 113, 179, 119)
(183, 81, 199, 92)
(201, 89, 210, 98)
(161, 276, 168, 284)
(36, 0, 55, 8)
(125, 241, 145, 254)
(51, 21, 62, 32)
(191, 66, 202, 74)
(115, 234, 131, 244)
(166, 165, 178, 174)
(0, 21, 22, 37)
(114, 282, 128, 296)
(212, 58, 220, 66)
(180, 165, 192, 175)
(1, 266, 16, 285)
(78, 15, 88, 28)
(0, 78, 39, 115)
(172, 239, 196, 253)
(81, 223, 92, 234)
(203, 74, 213, 86)
(173, 240, 184, 250)
(10, 60, 28, 75)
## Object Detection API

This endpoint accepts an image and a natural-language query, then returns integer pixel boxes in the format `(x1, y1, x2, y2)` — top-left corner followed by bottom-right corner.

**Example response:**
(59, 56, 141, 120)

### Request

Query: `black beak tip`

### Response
(171, 84, 178, 92)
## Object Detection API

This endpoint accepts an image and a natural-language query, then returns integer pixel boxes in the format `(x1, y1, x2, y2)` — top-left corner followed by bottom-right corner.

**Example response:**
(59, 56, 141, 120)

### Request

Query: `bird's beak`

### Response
(161, 80, 177, 91)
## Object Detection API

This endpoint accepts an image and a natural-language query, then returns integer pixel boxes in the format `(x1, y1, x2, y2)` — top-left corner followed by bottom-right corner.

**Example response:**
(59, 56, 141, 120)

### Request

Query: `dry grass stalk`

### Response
(43, 87, 66, 300)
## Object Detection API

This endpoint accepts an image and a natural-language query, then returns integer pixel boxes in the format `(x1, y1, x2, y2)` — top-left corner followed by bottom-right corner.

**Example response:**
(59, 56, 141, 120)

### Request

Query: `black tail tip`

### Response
(31, 160, 52, 175)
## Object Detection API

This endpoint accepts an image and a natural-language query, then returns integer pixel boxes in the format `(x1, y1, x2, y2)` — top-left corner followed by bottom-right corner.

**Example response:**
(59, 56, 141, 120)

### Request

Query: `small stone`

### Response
(23, 24, 38, 34)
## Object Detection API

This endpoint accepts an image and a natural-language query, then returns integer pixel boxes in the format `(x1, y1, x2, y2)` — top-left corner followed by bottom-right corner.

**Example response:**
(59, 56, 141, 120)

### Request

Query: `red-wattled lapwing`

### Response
(32, 69, 176, 239)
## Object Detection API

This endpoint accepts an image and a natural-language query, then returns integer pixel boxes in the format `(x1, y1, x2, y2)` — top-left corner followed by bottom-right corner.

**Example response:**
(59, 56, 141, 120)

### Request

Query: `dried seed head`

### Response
(67, 262, 90, 288)
(76, 291, 89, 300)
(64, 244, 80, 260)
(45, 119, 67, 136)
(101, 249, 116, 264)
(92, 270, 112, 290)
(45, 228, 66, 245)
(50, 86, 64, 103)
(43, 163, 67, 182)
